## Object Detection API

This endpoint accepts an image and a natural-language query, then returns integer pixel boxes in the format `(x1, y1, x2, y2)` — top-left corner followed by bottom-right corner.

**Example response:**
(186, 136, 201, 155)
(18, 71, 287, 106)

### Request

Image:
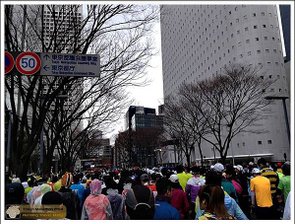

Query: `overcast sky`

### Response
(106, 17, 163, 142)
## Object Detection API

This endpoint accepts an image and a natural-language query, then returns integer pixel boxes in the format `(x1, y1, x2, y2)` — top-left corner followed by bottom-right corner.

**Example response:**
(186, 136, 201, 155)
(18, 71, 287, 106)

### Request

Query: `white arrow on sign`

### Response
(40, 53, 100, 78)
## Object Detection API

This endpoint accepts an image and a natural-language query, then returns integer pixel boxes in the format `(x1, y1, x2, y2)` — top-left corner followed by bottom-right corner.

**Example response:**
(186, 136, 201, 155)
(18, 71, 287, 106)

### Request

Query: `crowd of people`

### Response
(5, 158, 291, 220)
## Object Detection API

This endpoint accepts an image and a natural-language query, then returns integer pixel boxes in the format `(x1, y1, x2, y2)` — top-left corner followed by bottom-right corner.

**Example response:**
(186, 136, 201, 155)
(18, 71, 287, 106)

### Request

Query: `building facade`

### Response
(118, 106, 164, 167)
(125, 106, 163, 131)
(160, 5, 290, 163)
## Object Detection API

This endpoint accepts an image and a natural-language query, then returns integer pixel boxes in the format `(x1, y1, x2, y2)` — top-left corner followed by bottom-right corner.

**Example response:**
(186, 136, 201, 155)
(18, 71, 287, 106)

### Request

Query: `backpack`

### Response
(133, 202, 154, 219)
(108, 193, 125, 220)
(126, 185, 155, 219)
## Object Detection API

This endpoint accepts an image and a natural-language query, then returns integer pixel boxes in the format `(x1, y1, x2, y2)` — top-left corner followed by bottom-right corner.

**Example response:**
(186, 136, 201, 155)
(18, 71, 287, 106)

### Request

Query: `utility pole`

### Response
(17, 5, 27, 116)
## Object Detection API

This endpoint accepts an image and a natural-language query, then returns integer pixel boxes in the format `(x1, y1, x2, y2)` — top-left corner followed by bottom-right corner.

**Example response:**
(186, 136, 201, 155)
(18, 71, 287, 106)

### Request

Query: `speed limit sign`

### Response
(15, 52, 41, 75)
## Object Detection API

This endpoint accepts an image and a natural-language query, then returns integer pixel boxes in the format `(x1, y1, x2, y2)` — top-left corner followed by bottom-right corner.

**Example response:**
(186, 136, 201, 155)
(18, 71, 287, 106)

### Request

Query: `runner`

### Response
(250, 168, 274, 220)
(81, 179, 113, 220)
(153, 178, 180, 220)
(198, 185, 236, 220)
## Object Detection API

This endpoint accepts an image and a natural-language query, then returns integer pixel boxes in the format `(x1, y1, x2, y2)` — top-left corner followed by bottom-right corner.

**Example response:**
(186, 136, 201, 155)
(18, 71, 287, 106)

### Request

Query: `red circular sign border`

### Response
(5, 51, 15, 74)
(15, 52, 41, 75)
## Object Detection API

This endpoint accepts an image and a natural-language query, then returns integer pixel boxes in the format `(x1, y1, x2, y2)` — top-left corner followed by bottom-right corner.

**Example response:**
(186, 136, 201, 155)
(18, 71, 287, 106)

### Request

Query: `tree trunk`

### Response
(197, 142, 204, 167)
(220, 154, 226, 164)
(185, 153, 191, 169)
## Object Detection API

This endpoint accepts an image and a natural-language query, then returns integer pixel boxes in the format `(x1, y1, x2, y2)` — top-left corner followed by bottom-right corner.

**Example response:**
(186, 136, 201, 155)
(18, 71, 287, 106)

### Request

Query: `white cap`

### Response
(234, 165, 243, 172)
(252, 168, 261, 174)
(212, 163, 224, 173)
(169, 174, 179, 183)
(12, 177, 21, 183)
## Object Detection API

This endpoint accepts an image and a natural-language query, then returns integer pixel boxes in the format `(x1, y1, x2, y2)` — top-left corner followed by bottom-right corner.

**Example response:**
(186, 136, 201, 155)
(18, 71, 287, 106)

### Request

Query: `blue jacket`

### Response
(154, 200, 180, 220)
(70, 184, 85, 207)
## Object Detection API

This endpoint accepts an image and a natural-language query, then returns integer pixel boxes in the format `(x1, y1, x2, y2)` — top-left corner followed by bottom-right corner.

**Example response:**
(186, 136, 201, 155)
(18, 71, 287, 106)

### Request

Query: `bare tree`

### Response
(5, 4, 159, 178)
(185, 64, 274, 163)
(114, 126, 163, 168)
(114, 130, 132, 168)
(164, 95, 202, 168)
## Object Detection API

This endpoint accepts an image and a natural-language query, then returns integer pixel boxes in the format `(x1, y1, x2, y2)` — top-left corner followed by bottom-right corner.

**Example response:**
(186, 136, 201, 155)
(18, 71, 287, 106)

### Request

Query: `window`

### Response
(260, 76, 264, 79)
(262, 24, 266, 28)
(254, 25, 257, 29)
(242, 142, 245, 146)
(261, 12, 265, 16)
(253, 13, 256, 17)
(237, 30, 240, 34)
(273, 49, 277, 53)
(257, 50, 261, 54)
(266, 49, 270, 53)
(269, 75, 272, 79)
(255, 37, 259, 41)
(258, 141, 262, 145)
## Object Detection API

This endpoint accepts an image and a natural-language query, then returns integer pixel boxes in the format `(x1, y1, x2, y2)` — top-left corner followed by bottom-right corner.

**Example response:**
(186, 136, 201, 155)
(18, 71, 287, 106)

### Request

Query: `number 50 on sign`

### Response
(15, 52, 41, 75)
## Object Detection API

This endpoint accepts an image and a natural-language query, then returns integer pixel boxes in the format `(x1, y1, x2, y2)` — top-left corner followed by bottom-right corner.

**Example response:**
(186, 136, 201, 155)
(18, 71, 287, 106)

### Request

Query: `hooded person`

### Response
(81, 179, 113, 220)
(106, 179, 126, 220)
(34, 183, 52, 205)
(22, 182, 32, 204)
(58, 172, 79, 220)
(27, 186, 41, 206)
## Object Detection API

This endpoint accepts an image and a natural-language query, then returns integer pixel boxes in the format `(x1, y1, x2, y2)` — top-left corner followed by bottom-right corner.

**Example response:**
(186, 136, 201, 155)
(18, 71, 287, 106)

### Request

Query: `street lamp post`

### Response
(172, 136, 178, 165)
(265, 96, 290, 143)
(230, 141, 235, 165)
(6, 110, 13, 175)
(211, 147, 216, 163)
(154, 149, 162, 166)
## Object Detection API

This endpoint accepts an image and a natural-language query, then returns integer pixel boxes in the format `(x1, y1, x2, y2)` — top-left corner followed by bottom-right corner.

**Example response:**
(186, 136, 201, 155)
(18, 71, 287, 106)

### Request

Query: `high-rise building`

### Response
(43, 5, 82, 52)
(160, 5, 290, 162)
(125, 106, 163, 131)
(123, 106, 164, 167)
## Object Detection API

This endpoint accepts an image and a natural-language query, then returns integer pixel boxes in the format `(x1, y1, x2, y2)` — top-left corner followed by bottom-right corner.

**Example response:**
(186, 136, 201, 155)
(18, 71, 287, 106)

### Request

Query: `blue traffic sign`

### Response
(5, 52, 15, 74)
